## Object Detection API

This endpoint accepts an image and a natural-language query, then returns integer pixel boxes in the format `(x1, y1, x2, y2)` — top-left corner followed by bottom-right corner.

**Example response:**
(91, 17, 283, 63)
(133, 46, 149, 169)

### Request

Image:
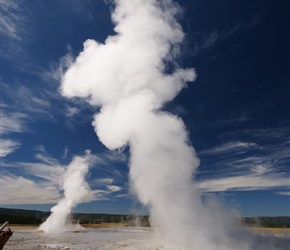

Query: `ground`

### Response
(3, 224, 290, 250)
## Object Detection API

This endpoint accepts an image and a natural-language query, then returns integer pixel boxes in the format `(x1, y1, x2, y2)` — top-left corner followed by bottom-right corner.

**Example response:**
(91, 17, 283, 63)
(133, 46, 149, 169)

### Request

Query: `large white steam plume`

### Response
(59, 0, 258, 249)
(39, 151, 95, 233)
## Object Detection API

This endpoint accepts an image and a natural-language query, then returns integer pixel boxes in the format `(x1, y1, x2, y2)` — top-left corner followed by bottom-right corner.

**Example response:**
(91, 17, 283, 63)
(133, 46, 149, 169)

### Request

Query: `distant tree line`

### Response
(0, 214, 42, 225)
(242, 217, 290, 228)
(0, 207, 150, 226)
(1, 207, 289, 228)
(0, 208, 48, 225)
(72, 213, 150, 226)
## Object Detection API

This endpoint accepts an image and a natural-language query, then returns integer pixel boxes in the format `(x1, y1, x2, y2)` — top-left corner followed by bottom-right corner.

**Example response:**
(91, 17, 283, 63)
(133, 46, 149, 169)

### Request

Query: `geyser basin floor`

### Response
(4, 226, 290, 250)
(5, 227, 157, 250)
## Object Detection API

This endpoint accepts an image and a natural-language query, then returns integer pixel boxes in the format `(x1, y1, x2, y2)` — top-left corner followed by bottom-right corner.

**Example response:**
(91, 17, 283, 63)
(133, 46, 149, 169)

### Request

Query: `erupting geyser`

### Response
(55, 0, 286, 249)
(39, 151, 95, 233)
(59, 0, 231, 248)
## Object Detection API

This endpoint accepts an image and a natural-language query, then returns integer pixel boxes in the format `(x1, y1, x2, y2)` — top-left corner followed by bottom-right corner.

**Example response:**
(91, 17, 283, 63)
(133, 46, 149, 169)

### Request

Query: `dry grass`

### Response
(248, 227, 290, 235)
(81, 222, 128, 228)
(9, 224, 39, 232)
(9, 222, 129, 233)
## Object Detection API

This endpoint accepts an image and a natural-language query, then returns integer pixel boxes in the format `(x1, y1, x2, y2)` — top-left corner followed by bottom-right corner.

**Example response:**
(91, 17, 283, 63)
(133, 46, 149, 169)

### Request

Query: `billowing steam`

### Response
(59, 0, 229, 248)
(58, 0, 284, 249)
(39, 151, 95, 233)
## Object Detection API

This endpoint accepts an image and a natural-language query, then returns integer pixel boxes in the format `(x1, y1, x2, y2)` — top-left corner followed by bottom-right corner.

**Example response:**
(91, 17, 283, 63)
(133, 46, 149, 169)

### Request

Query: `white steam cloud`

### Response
(59, 0, 286, 249)
(39, 151, 95, 233)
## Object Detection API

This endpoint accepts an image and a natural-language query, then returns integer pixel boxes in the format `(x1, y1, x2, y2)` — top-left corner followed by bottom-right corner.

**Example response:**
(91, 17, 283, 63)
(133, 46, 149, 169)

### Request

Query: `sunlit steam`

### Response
(59, 0, 284, 249)
(59, 0, 226, 248)
(39, 151, 95, 233)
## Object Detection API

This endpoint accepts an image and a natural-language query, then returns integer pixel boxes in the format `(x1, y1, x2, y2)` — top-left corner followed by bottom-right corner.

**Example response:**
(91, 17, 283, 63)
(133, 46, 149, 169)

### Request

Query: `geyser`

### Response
(59, 0, 229, 248)
(39, 151, 95, 233)
(59, 0, 287, 249)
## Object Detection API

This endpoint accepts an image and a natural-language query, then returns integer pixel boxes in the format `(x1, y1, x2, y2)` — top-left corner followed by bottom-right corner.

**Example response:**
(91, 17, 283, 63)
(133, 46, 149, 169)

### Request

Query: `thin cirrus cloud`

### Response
(92, 179, 123, 194)
(0, 111, 28, 135)
(2, 153, 66, 185)
(196, 153, 289, 193)
(2, 83, 54, 120)
(196, 134, 289, 193)
(1, 175, 62, 205)
(0, 0, 24, 40)
(192, 12, 262, 56)
(199, 141, 260, 155)
(197, 174, 289, 193)
(106, 185, 122, 192)
(0, 139, 21, 157)
(276, 191, 290, 196)
(1, 0, 98, 62)
(66, 106, 80, 117)
(0, 0, 33, 69)
(191, 24, 241, 56)
(96, 178, 114, 185)
(0, 111, 28, 157)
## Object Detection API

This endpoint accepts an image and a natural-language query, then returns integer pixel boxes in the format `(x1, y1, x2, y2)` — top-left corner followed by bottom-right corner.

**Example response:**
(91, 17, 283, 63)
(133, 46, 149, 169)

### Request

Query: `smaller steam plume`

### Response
(39, 151, 95, 233)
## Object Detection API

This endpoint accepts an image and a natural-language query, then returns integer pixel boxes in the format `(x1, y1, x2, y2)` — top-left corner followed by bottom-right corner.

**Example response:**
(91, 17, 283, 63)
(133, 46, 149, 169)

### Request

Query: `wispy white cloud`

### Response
(214, 113, 251, 126)
(2, 84, 55, 117)
(30, 97, 51, 109)
(33, 145, 46, 153)
(91, 178, 126, 195)
(0, 0, 24, 40)
(102, 150, 128, 163)
(276, 191, 290, 196)
(192, 30, 219, 55)
(43, 51, 74, 83)
(0, 1, 104, 127)
(84, 185, 124, 202)
(0, 139, 21, 157)
(196, 128, 289, 194)
(107, 185, 122, 192)
(244, 125, 290, 142)
(34, 154, 63, 170)
(199, 141, 260, 155)
(0, 110, 29, 158)
(0, 0, 34, 69)
(61, 0, 98, 23)
(62, 147, 69, 159)
(192, 24, 240, 56)
(197, 121, 290, 183)
(1, 150, 67, 204)
(3, 155, 65, 185)
(82, 190, 110, 202)
(250, 164, 270, 175)
(214, 103, 288, 132)
(95, 178, 114, 185)
(115, 193, 129, 198)
(1, 175, 62, 204)
(192, 12, 262, 56)
(66, 106, 79, 117)
(0, 111, 28, 135)
(198, 174, 289, 193)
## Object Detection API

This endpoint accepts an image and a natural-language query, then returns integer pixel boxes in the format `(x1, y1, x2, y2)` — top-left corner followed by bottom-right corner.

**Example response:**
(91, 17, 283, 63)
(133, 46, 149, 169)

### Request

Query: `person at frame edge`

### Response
(0, 228, 13, 250)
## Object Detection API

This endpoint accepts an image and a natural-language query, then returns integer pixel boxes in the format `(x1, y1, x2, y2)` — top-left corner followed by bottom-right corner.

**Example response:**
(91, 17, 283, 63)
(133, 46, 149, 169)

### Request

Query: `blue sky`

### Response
(0, 0, 289, 217)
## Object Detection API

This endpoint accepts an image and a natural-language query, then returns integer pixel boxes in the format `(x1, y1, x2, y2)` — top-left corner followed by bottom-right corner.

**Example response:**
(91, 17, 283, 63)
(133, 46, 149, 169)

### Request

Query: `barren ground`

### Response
(3, 224, 290, 250)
